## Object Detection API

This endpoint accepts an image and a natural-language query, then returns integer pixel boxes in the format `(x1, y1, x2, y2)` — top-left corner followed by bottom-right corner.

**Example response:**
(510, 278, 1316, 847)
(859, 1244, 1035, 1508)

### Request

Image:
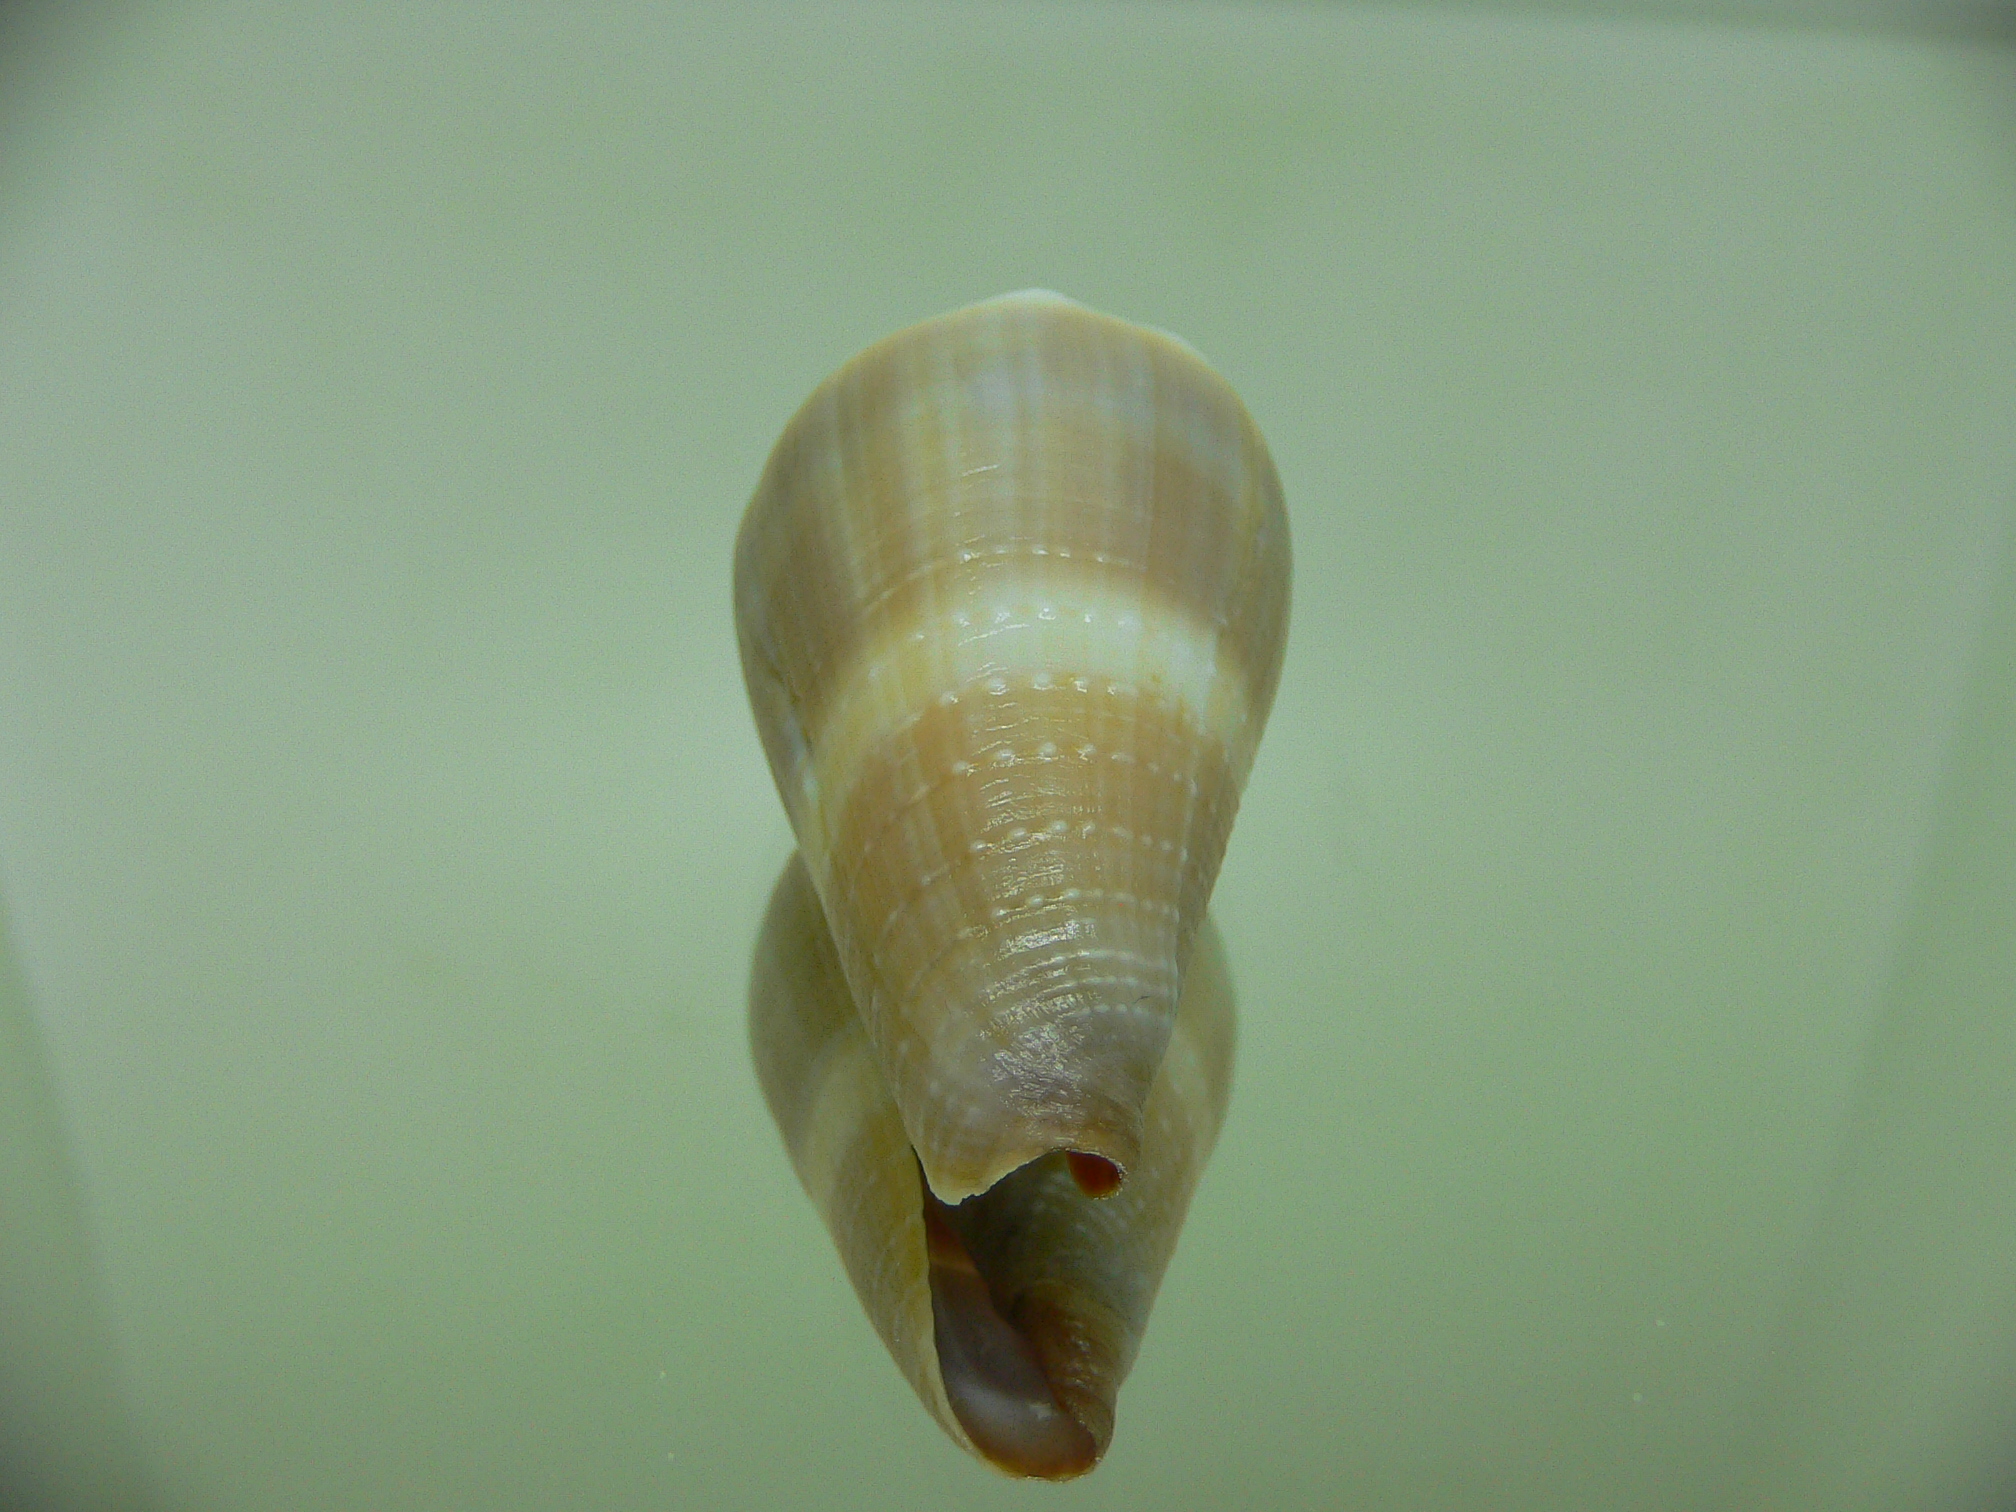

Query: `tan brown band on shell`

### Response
(736, 293, 1290, 749)
(748, 854, 1236, 1480)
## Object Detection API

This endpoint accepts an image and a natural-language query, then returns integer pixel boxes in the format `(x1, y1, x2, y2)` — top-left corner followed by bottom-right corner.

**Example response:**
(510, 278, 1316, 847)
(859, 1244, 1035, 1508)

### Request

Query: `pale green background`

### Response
(3, 3, 2014, 1509)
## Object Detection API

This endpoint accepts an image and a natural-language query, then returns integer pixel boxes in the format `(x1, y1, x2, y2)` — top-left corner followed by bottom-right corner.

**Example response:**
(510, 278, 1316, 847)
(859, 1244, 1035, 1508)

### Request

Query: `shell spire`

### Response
(735, 291, 1288, 1203)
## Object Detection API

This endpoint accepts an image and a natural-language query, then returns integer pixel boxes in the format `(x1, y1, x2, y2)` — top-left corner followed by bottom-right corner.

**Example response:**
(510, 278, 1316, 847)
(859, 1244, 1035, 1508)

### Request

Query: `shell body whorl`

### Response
(749, 854, 1237, 1477)
(735, 291, 1288, 1206)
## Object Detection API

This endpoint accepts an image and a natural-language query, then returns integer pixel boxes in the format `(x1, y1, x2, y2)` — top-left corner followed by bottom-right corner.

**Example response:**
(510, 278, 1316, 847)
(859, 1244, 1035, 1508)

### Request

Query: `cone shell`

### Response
(750, 854, 1236, 1478)
(734, 290, 1288, 1203)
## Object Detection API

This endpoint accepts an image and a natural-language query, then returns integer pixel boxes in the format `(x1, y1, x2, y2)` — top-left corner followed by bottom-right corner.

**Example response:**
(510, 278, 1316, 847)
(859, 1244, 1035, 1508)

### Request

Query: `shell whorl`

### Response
(735, 290, 1288, 1203)
(749, 854, 1237, 1478)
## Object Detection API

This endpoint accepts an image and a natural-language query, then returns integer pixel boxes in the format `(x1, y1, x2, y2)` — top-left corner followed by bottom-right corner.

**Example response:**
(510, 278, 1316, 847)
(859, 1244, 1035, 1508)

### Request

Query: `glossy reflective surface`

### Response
(1, 4, 2013, 1509)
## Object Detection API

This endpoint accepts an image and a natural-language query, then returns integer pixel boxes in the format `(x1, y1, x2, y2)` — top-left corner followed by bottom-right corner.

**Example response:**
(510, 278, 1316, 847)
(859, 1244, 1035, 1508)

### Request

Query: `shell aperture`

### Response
(748, 854, 1236, 1477)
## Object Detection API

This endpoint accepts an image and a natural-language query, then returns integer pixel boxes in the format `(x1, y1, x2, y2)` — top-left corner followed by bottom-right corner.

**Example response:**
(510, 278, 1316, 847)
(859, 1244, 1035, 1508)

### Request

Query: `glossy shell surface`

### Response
(735, 291, 1288, 1205)
(749, 855, 1236, 1477)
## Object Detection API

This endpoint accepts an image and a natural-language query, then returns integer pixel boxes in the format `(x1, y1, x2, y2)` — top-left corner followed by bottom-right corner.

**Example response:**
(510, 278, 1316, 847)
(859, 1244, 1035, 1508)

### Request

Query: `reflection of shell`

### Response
(750, 854, 1237, 1478)
(734, 291, 1289, 1207)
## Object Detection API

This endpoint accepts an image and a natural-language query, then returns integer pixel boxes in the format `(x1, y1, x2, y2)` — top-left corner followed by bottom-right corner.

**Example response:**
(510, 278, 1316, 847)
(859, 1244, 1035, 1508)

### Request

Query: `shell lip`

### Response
(910, 1007, 1168, 1204)
(923, 1187, 1106, 1479)
(918, 1118, 1144, 1207)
